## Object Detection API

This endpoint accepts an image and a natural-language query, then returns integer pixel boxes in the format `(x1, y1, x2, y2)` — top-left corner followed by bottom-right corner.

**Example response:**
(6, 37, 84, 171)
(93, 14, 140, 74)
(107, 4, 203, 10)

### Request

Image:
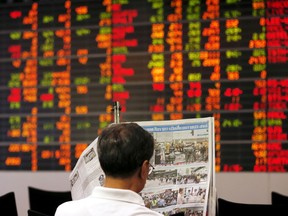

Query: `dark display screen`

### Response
(0, 0, 287, 172)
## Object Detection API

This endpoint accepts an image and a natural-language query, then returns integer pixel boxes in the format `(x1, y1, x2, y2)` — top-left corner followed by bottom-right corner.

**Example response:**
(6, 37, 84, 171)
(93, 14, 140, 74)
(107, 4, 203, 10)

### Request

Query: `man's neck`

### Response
(104, 175, 142, 193)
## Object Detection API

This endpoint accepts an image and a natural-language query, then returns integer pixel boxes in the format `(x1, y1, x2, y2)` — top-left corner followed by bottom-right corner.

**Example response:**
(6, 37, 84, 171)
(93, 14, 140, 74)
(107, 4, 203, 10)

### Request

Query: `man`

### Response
(55, 123, 163, 216)
(177, 188, 185, 204)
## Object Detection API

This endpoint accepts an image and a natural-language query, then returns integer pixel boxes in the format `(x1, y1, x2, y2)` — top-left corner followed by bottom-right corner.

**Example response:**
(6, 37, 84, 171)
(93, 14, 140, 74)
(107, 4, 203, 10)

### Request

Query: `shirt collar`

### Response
(91, 186, 145, 206)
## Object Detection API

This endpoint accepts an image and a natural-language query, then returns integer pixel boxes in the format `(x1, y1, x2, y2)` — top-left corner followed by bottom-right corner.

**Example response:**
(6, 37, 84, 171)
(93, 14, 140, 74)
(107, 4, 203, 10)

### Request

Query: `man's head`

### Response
(97, 123, 154, 179)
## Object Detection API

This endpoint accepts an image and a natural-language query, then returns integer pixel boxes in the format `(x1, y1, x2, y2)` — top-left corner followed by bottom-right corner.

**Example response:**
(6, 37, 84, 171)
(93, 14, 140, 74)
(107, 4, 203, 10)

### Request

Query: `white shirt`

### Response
(55, 187, 163, 216)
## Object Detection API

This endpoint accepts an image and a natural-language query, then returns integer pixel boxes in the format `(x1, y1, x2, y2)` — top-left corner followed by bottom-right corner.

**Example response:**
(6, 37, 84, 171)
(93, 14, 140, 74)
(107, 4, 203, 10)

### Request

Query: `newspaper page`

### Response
(69, 117, 215, 216)
(137, 117, 214, 216)
(69, 137, 104, 200)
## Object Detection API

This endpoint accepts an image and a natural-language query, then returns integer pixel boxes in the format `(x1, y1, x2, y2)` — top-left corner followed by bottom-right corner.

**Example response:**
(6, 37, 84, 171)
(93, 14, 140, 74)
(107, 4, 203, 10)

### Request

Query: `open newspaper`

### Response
(69, 117, 216, 216)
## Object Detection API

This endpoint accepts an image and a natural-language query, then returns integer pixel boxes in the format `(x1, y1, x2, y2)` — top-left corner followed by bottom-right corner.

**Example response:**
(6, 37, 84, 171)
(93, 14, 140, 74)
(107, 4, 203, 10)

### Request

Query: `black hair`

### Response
(97, 123, 154, 178)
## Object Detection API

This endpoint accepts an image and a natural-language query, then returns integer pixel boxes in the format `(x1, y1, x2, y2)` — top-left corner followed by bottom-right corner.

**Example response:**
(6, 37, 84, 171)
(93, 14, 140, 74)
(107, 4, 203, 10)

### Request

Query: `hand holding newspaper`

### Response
(69, 117, 216, 216)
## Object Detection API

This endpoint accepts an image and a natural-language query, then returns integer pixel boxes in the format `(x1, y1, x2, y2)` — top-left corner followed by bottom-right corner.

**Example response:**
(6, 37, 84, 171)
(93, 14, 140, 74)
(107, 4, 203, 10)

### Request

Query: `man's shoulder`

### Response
(54, 199, 88, 216)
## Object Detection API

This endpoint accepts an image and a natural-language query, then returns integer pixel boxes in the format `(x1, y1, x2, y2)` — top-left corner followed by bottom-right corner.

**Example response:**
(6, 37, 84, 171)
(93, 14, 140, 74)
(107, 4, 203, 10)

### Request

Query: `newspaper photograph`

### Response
(69, 117, 215, 216)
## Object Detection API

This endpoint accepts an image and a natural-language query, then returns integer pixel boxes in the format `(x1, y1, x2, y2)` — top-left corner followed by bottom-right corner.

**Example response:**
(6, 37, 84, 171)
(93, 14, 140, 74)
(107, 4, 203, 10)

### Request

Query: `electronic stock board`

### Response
(0, 0, 287, 171)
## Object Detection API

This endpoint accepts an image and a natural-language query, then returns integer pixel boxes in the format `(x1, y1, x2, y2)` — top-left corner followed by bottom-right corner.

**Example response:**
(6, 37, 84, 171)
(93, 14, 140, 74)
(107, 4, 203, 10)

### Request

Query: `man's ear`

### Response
(140, 160, 149, 179)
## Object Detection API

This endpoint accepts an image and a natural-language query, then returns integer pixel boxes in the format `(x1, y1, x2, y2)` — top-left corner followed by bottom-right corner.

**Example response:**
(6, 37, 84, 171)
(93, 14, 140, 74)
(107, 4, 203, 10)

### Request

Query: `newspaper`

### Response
(69, 117, 215, 216)
(69, 137, 104, 200)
